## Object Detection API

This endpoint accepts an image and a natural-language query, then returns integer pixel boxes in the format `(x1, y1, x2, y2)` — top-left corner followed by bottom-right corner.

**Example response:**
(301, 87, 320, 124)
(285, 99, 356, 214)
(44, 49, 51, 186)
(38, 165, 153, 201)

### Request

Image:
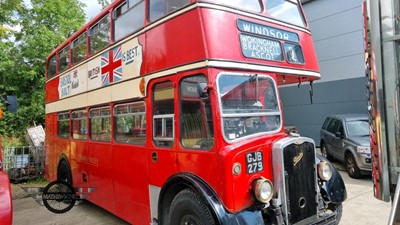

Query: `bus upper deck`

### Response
(46, 0, 320, 105)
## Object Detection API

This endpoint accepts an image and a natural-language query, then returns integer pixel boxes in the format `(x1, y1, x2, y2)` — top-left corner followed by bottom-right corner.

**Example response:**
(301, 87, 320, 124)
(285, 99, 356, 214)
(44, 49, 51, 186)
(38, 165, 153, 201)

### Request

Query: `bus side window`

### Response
(72, 33, 87, 64)
(149, 0, 189, 21)
(90, 107, 112, 142)
(153, 81, 174, 147)
(72, 110, 88, 140)
(89, 15, 110, 55)
(58, 45, 70, 73)
(47, 54, 57, 79)
(114, 102, 146, 145)
(58, 112, 70, 138)
(180, 75, 214, 150)
(114, 0, 145, 41)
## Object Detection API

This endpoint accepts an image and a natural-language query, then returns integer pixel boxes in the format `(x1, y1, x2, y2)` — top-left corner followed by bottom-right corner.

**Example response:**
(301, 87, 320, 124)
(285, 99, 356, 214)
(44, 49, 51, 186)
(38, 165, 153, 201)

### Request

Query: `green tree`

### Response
(0, 0, 86, 143)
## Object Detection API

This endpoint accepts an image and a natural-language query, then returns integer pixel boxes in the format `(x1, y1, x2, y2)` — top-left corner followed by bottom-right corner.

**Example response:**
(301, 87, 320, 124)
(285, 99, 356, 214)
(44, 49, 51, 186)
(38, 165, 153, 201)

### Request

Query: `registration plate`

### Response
(246, 151, 264, 174)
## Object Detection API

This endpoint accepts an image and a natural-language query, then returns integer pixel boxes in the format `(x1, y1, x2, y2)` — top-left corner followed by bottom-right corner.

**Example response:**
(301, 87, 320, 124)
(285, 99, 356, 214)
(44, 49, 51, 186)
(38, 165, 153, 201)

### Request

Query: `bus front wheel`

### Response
(169, 189, 216, 225)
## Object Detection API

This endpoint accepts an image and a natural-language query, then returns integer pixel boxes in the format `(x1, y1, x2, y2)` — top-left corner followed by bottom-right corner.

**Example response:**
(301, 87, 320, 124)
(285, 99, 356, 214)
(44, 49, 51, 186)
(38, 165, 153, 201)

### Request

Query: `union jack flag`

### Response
(101, 46, 122, 86)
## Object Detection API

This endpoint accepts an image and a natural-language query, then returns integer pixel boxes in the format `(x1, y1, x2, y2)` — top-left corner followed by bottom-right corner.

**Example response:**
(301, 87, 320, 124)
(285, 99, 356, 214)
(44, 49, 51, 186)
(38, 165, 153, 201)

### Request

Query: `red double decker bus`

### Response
(45, 0, 346, 224)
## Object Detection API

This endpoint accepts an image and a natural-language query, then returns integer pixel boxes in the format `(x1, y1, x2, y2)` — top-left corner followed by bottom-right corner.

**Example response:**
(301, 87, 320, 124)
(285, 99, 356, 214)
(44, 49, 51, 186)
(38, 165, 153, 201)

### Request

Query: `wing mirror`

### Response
(197, 82, 209, 99)
(335, 132, 344, 139)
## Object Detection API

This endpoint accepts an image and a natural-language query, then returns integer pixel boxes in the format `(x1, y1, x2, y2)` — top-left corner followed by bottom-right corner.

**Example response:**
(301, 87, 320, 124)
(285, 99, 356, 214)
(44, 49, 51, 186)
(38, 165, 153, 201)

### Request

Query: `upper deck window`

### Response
(265, 0, 305, 27)
(149, 0, 190, 21)
(47, 55, 57, 79)
(72, 33, 87, 64)
(90, 15, 111, 55)
(58, 45, 70, 73)
(114, 0, 145, 41)
(211, 0, 261, 12)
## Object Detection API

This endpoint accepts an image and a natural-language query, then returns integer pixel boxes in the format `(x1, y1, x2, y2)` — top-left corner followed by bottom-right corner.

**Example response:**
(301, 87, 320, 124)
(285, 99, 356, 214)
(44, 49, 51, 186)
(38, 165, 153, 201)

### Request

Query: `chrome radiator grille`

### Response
(272, 137, 318, 225)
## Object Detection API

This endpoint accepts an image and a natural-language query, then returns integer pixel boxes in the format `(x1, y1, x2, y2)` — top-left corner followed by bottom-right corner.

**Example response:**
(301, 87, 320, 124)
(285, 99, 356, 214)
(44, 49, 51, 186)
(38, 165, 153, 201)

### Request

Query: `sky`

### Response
(82, 0, 103, 22)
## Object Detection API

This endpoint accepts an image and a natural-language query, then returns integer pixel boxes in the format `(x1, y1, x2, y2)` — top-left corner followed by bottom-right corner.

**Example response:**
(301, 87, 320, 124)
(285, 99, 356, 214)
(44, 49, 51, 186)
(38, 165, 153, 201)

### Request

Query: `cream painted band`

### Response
(46, 60, 320, 114)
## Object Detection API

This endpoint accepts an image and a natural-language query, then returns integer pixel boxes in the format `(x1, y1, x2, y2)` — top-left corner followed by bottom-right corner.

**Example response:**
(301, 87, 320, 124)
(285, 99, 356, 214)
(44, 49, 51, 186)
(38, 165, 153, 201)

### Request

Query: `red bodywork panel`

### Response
(0, 171, 12, 225)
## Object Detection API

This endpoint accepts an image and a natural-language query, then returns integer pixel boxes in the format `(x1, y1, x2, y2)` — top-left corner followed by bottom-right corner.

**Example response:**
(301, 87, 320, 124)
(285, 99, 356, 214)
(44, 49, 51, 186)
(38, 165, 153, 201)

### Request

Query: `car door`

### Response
(330, 120, 345, 160)
(324, 118, 342, 159)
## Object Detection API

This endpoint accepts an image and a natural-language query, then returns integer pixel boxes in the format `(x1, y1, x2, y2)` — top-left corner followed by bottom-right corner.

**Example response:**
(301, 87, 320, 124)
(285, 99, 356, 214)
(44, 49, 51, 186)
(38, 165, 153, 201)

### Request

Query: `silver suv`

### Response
(320, 114, 371, 178)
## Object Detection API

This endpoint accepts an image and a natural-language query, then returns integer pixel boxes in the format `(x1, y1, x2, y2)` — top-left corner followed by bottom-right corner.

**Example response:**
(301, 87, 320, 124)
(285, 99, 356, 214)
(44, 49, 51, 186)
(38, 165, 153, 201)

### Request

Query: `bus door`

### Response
(148, 80, 178, 220)
(176, 74, 215, 179)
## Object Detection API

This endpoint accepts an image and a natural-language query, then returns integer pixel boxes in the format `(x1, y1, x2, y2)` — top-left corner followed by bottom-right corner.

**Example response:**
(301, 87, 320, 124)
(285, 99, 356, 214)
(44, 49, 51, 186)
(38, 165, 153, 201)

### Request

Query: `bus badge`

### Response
(293, 152, 304, 166)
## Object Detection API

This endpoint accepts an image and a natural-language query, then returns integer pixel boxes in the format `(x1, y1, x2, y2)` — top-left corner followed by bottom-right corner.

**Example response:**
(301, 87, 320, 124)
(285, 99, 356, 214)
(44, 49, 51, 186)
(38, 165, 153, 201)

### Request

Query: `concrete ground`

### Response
(11, 164, 392, 225)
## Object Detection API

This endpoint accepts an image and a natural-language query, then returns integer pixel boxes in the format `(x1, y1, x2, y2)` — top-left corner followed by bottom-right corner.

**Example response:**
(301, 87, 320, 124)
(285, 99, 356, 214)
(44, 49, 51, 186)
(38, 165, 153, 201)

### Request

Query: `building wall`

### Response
(280, 0, 368, 145)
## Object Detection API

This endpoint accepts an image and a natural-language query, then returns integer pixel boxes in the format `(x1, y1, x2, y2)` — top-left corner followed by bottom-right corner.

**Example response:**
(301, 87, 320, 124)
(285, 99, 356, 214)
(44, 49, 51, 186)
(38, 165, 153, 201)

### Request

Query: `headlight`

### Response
(357, 146, 371, 154)
(253, 177, 273, 203)
(318, 161, 333, 181)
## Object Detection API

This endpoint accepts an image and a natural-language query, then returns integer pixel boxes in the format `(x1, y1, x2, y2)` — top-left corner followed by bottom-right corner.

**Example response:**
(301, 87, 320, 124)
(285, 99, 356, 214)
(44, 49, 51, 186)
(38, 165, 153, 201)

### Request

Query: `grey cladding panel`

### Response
(280, 78, 368, 144)
(318, 54, 364, 82)
(314, 30, 364, 62)
(303, 0, 363, 22)
(309, 7, 363, 42)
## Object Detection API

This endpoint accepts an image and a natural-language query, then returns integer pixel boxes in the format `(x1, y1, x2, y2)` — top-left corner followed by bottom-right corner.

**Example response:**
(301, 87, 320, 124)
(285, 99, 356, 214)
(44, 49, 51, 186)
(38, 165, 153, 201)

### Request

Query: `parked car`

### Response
(0, 158, 13, 225)
(320, 114, 371, 178)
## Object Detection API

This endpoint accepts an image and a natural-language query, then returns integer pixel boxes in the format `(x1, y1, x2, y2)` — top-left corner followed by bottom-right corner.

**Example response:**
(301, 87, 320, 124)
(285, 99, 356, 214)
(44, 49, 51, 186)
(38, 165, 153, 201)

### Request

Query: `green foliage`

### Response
(0, 0, 86, 141)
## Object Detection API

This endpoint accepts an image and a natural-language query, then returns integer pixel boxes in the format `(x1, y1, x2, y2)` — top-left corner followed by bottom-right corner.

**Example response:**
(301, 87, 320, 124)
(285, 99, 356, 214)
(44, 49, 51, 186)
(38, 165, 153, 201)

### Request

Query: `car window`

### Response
(337, 121, 344, 134)
(322, 118, 330, 130)
(326, 119, 339, 133)
(346, 120, 369, 136)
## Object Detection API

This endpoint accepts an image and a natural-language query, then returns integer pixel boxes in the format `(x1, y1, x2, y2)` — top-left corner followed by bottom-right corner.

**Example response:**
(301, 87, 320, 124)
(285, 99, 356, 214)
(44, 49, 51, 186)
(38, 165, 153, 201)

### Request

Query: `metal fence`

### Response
(3, 146, 45, 183)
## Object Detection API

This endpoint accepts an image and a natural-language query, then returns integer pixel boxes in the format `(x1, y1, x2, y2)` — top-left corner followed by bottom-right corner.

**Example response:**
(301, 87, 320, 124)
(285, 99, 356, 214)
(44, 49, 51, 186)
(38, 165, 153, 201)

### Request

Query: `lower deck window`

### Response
(72, 110, 88, 140)
(114, 102, 146, 145)
(90, 107, 112, 142)
(58, 113, 70, 138)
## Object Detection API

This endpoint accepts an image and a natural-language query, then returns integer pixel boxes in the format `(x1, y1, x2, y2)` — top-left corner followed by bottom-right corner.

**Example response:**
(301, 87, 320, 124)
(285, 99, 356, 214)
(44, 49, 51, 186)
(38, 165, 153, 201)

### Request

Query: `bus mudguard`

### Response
(159, 173, 265, 225)
(317, 154, 347, 203)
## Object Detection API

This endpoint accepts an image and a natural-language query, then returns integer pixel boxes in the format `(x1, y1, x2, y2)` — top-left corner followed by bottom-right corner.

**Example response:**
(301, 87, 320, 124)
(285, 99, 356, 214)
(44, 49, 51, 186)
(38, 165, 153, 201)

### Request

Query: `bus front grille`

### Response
(282, 142, 317, 224)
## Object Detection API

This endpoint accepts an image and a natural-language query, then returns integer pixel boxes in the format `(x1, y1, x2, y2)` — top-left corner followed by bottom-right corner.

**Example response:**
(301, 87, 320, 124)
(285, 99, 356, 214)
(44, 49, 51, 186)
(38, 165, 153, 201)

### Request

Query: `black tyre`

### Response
(345, 153, 361, 179)
(330, 203, 343, 225)
(169, 189, 216, 225)
(321, 143, 334, 161)
(57, 160, 73, 186)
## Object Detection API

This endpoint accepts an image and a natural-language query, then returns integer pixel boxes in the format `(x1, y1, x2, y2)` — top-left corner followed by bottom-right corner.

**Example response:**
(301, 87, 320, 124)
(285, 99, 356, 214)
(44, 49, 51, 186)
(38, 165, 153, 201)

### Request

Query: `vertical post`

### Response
(388, 174, 400, 225)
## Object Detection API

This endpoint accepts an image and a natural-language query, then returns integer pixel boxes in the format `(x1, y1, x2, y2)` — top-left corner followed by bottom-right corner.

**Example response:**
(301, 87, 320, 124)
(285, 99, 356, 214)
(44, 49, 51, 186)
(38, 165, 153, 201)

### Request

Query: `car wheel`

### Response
(321, 143, 334, 161)
(345, 153, 361, 179)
